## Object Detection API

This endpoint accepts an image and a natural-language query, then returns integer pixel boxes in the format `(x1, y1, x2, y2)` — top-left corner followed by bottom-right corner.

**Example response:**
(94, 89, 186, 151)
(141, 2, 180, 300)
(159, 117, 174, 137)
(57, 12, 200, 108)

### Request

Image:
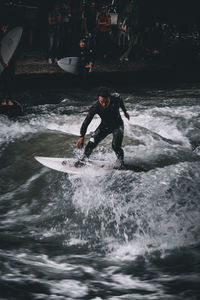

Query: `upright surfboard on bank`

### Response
(57, 57, 80, 75)
(0, 27, 23, 75)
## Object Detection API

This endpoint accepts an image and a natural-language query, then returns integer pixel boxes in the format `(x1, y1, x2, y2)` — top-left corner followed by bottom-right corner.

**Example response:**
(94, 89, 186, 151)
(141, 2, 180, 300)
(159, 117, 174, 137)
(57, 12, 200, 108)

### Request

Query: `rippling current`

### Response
(0, 85, 200, 300)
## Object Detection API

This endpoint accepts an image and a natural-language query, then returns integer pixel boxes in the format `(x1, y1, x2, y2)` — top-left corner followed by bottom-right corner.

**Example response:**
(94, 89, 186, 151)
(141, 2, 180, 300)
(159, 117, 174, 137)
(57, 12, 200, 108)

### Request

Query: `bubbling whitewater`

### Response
(0, 86, 200, 299)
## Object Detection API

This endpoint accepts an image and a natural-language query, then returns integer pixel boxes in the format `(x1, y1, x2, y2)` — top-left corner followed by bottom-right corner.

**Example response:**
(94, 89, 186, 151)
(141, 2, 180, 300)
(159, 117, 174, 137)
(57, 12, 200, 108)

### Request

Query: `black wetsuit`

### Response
(80, 93, 127, 163)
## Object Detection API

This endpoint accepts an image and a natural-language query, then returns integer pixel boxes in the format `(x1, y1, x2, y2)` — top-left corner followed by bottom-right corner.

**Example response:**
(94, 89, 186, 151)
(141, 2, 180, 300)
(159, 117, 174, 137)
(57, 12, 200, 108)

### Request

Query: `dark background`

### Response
(1, 0, 200, 48)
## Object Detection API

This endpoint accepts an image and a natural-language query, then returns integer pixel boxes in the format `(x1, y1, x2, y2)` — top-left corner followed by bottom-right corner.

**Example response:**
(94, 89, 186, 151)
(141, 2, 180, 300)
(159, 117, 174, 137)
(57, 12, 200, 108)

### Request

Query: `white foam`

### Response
(127, 106, 197, 147)
(50, 279, 88, 297)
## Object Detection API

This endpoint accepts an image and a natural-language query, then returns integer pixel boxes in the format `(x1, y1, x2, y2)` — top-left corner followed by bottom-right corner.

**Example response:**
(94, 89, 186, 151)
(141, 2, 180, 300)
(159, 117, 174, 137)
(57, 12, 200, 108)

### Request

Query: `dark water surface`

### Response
(0, 85, 200, 299)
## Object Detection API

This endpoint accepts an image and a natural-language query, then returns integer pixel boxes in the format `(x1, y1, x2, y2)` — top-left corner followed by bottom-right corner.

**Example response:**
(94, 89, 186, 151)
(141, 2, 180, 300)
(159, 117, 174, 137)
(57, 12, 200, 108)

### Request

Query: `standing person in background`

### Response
(47, 2, 61, 64)
(118, 18, 130, 61)
(0, 23, 23, 117)
(96, 4, 111, 59)
(83, 1, 97, 50)
(70, 0, 83, 54)
(78, 38, 94, 84)
(60, 0, 72, 57)
(0, 24, 15, 106)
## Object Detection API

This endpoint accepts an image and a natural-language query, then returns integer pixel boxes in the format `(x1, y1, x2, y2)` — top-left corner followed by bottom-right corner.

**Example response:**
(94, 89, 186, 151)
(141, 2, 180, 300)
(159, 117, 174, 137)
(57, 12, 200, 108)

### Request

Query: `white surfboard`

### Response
(35, 156, 115, 175)
(0, 27, 23, 74)
(57, 57, 80, 75)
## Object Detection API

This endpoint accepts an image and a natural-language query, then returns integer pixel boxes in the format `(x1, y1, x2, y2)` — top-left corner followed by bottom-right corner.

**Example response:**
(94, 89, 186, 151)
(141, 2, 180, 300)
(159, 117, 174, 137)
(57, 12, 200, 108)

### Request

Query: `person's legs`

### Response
(75, 124, 111, 167)
(51, 32, 57, 62)
(1, 63, 14, 102)
(6, 61, 15, 100)
(48, 31, 54, 63)
(54, 28, 61, 61)
(84, 124, 111, 158)
(96, 32, 105, 58)
(62, 23, 71, 55)
(104, 31, 111, 58)
(112, 124, 124, 167)
(1, 69, 8, 101)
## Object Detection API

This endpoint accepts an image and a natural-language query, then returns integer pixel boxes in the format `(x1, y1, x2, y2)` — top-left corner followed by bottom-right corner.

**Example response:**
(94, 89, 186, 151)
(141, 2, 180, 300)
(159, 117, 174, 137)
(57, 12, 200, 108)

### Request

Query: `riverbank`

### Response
(13, 50, 200, 90)
(15, 50, 160, 75)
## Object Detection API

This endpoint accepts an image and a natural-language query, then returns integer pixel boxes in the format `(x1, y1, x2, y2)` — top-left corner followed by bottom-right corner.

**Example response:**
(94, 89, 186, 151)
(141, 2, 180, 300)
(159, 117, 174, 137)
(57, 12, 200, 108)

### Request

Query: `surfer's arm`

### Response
(119, 96, 130, 120)
(80, 106, 96, 138)
(76, 106, 96, 149)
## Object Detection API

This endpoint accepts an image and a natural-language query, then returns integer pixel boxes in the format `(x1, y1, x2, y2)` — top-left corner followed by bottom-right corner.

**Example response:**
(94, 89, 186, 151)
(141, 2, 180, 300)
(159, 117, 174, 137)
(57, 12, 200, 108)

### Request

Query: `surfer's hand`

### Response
(76, 137, 84, 149)
(124, 112, 130, 120)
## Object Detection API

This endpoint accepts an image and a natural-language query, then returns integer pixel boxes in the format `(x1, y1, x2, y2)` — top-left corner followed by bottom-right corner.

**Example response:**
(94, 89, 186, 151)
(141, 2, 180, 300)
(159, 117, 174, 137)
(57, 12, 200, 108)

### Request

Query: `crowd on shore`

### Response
(46, 0, 167, 64)
(1, 0, 200, 115)
(46, 0, 129, 64)
(0, 0, 136, 110)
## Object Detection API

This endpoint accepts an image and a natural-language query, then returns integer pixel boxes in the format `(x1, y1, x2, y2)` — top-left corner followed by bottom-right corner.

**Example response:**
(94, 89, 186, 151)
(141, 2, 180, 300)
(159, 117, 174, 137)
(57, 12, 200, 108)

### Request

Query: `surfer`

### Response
(76, 87, 130, 168)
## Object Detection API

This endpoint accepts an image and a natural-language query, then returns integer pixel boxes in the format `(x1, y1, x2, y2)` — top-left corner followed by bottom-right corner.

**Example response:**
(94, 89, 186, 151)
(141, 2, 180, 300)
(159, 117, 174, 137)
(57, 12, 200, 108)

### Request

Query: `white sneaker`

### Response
(48, 58, 52, 64)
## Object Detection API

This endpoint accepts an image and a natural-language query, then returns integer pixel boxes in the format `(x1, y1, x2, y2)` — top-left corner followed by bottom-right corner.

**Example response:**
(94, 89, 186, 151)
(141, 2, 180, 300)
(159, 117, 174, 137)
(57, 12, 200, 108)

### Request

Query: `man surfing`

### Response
(76, 87, 130, 169)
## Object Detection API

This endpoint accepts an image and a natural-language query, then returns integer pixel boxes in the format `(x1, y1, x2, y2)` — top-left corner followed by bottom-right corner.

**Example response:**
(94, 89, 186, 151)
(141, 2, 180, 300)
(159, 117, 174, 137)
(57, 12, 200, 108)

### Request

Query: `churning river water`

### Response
(0, 85, 200, 300)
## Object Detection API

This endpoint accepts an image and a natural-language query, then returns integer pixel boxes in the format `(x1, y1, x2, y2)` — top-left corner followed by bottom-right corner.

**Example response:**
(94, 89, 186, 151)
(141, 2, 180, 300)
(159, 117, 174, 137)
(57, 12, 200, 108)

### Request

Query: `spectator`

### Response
(83, 0, 97, 49)
(78, 38, 94, 84)
(47, 2, 61, 64)
(119, 20, 133, 62)
(118, 18, 130, 57)
(96, 4, 111, 59)
(70, 0, 83, 53)
(60, 0, 72, 56)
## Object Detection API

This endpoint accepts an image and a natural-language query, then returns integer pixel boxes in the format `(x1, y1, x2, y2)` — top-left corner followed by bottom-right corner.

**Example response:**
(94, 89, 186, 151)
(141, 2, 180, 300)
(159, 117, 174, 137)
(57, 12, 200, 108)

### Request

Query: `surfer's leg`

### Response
(112, 125, 125, 168)
(84, 124, 110, 158)
(74, 125, 110, 168)
(75, 144, 100, 168)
